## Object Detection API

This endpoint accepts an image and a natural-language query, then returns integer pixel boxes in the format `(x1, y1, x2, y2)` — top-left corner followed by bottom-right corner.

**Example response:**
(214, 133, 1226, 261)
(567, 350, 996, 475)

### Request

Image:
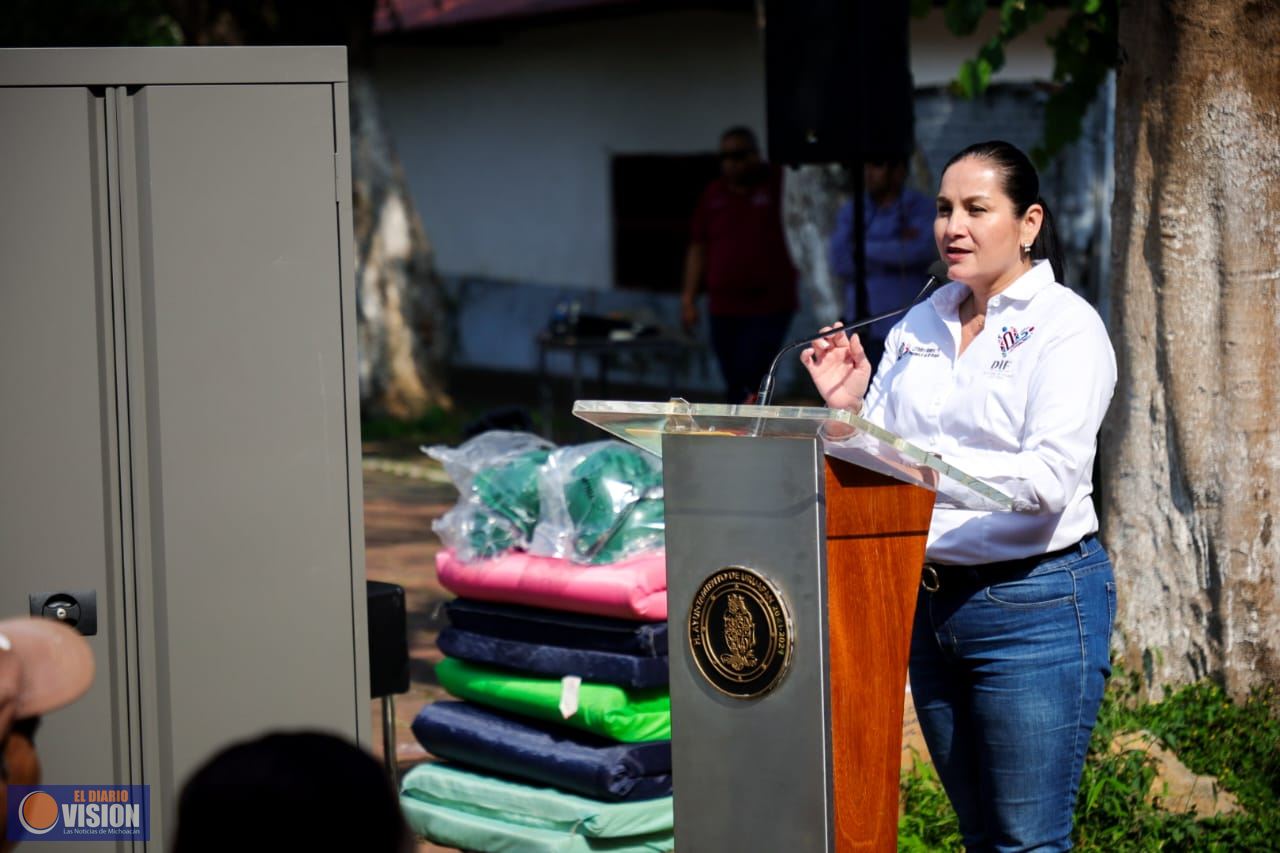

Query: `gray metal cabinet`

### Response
(0, 48, 368, 850)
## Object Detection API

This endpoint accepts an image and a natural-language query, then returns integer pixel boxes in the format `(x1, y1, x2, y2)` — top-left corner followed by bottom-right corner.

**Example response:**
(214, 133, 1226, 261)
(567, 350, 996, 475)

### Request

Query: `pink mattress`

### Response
(435, 549, 668, 621)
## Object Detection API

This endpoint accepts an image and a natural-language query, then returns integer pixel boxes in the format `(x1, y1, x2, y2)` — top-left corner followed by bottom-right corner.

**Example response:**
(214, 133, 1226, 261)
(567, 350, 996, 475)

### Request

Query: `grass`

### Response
(898, 671, 1280, 851)
(359, 368, 629, 453)
(361, 405, 465, 444)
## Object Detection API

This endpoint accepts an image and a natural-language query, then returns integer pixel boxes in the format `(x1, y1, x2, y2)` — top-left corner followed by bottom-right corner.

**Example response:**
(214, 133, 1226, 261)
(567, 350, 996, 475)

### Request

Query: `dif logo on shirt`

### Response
(6, 785, 150, 841)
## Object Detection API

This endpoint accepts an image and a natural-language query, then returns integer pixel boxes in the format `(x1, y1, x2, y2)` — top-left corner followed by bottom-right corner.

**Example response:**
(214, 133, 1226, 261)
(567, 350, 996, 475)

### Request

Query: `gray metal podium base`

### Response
(664, 435, 834, 851)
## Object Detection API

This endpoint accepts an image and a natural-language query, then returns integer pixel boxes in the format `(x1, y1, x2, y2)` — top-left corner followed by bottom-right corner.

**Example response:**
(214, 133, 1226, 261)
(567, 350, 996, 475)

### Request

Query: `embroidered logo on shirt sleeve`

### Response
(997, 325, 1035, 355)
(897, 342, 942, 359)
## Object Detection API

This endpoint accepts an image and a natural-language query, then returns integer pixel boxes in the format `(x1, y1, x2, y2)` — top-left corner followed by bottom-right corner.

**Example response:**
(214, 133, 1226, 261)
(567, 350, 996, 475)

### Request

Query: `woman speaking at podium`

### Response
(801, 140, 1116, 852)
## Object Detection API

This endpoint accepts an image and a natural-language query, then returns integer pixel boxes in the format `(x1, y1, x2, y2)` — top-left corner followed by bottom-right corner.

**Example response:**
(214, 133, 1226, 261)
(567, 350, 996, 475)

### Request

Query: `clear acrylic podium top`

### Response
(574, 399, 1012, 512)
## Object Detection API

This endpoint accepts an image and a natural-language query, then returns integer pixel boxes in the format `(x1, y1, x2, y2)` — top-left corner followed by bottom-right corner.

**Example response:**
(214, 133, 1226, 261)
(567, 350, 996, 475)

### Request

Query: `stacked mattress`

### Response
(404, 433, 673, 853)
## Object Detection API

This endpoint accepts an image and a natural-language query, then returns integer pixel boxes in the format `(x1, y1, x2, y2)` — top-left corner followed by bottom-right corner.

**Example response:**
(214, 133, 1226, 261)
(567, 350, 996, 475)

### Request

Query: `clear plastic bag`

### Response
(432, 501, 523, 561)
(424, 431, 554, 495)
(531, 440, 665, 564)
(425, 431, 555, 560)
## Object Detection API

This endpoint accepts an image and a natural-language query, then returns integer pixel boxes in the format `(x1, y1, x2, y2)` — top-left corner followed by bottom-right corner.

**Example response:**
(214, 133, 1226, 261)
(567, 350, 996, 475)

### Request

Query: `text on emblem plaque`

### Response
(688, 566, 793, 698)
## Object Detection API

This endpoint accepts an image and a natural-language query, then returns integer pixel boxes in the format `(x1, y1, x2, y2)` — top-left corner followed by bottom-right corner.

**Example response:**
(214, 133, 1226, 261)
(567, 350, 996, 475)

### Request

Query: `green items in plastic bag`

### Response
(429, 433, 557, 561)
(435, 657, 670, 743)
(528, 442, 665, 564)
(591, 496, 664, 564)
(463, 512, 520, 559)
(564, 444, 663, 563)
(473, 448, 550, 538)
(430, 432, 667, 564)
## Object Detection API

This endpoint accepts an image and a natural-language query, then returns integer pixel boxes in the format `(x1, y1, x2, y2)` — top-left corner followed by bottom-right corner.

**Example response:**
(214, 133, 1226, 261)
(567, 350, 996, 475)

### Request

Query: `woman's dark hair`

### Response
(943, 140, 1066, 283)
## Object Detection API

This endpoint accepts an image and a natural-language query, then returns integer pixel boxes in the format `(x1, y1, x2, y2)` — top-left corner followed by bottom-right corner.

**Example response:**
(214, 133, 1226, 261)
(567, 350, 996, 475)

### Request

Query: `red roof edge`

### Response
(374, 0, 645, 35)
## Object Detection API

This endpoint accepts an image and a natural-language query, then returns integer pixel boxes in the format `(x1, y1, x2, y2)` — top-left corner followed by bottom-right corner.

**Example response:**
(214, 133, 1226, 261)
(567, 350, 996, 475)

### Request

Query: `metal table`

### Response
(535, 329, 700, 440)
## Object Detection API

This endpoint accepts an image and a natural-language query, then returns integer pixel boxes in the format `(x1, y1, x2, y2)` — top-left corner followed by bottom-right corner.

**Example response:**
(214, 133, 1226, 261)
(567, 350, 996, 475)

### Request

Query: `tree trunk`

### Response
(1102, 0, 1280, 699)
(782, 152, 933, 325)
(782, 164, 848, 323)
(349, 70, 451, 419)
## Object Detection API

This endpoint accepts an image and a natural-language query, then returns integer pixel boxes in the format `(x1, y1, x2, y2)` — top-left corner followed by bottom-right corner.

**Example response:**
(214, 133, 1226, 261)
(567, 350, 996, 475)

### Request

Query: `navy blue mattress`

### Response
(437, 627, 669, 688)
(411, 701, 672, 802)
(444, 599, 667, 655)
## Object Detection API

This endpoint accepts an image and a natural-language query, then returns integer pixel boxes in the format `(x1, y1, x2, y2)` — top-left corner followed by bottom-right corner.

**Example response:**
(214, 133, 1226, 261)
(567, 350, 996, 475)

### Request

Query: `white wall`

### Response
(371, 7, 1097, 393)
(375, 10, 768, 291)
(375, 8, 1067, 290)
(910, 9, 1068, 87)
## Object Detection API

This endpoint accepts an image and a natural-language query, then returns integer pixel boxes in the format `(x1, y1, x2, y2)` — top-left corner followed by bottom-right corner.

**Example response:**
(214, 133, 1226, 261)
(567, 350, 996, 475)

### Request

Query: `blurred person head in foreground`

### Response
(172, 730, 413, 853)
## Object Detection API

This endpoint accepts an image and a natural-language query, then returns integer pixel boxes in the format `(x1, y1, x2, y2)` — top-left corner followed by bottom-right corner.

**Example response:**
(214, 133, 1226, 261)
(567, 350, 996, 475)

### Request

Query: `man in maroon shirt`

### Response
(681, 127, 798, 403)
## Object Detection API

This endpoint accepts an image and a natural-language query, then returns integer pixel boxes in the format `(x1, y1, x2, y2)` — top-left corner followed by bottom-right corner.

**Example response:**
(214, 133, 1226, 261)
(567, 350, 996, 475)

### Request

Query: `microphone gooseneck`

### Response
(754, 261, 949, 408)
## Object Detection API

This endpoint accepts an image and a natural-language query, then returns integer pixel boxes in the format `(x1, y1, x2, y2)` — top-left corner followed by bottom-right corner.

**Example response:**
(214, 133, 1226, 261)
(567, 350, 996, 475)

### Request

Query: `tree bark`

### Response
(1102, 0, 1280, 699)
(782, 152, 934, 324)
(782, 164, 848, 323)
(349, 70, 451, 419)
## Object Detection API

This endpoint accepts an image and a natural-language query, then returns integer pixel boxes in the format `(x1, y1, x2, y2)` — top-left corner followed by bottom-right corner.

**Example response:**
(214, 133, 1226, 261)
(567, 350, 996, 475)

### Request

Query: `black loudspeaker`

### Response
(763, 0, 914, 165)
(367, 581, 410, 698)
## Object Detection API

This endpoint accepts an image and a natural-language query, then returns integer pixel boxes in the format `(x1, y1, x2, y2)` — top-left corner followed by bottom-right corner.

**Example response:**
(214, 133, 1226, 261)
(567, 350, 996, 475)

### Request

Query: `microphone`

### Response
(754, 260, 949, 407)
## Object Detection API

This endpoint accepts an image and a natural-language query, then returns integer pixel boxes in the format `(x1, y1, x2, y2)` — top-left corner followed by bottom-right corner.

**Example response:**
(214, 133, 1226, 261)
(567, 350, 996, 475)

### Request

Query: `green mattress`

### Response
(400, 762, 674, 852)
(434, 657, 671, 742)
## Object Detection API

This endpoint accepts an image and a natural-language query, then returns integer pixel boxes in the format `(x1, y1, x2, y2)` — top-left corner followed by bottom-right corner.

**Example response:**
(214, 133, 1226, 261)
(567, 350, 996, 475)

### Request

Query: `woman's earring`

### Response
(1021, 243, 1032, 255)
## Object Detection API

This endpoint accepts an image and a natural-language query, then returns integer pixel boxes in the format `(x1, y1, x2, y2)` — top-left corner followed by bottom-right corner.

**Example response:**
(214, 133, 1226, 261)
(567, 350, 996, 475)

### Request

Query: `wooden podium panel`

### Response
(825, 457, 934, 850)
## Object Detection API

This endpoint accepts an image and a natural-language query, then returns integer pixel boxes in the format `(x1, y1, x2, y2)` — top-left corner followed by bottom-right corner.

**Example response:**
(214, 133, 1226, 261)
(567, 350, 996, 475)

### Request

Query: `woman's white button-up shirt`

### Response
(861, 260, 1117, 565)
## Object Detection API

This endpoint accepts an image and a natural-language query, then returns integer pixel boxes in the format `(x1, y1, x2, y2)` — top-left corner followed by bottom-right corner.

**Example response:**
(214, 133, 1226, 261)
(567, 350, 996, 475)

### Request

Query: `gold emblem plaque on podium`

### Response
(576, 400, 1010, 852)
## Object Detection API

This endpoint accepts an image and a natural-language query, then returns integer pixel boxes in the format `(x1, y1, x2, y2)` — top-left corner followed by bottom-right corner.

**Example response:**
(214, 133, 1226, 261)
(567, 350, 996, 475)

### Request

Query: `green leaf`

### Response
(979, 37, 1007, 73)
(1085, 777, 1105, 811)
(997, 0, 1035, 38)
(938, 0, 1120, 160)
(943, 0, 987, 36)
(954, 56, 994, 98)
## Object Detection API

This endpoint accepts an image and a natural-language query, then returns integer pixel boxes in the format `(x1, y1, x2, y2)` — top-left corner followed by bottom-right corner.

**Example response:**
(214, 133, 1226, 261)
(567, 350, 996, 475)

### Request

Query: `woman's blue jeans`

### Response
(909, 536, 1116, 852)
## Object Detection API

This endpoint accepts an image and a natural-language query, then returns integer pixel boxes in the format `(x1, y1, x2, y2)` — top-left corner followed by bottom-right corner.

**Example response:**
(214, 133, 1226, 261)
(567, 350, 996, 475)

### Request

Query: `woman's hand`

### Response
(799, 322, 872, 411)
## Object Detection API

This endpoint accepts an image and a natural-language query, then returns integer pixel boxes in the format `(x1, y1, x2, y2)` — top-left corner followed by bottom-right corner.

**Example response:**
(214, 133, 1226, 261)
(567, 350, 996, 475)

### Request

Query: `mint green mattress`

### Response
(400, 761, 674, 852)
